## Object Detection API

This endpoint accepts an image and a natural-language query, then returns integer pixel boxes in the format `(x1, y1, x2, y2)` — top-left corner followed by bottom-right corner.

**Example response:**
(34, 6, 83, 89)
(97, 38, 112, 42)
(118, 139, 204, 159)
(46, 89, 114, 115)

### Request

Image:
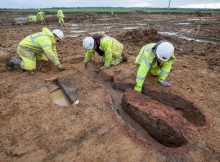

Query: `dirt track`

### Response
(0, 13, 220, 162)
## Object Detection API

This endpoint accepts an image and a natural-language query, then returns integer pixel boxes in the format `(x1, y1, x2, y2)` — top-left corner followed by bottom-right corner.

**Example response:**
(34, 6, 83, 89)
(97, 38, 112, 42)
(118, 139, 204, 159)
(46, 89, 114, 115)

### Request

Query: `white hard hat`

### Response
(52, 29, 64, 40)
(156, 42, 174, 62)
(83, 37, 95, 50)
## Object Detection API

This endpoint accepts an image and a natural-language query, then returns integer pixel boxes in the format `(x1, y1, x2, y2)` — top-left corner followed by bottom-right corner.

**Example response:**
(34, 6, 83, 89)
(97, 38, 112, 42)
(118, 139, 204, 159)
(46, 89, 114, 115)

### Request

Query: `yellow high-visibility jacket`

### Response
(84, 36, 123, 67)
(31, 15, 37, 22)
(19, 27, 60, 65)
(57, 9, 64, 18)
(28, 15, 37, 22)
(135, 43, 175, 90)
(37, 11, 45, 20)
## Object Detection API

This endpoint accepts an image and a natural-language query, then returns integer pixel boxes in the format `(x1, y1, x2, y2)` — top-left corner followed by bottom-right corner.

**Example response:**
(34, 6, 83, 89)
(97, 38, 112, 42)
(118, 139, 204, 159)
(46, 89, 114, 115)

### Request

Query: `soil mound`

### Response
(117, 28, 183, 47)
(117, 28, 161, 45)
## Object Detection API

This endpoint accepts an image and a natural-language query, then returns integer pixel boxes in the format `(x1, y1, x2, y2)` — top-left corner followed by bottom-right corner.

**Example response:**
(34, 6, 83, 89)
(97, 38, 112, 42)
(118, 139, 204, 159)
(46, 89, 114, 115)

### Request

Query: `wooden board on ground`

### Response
(57, 78, 77, 104)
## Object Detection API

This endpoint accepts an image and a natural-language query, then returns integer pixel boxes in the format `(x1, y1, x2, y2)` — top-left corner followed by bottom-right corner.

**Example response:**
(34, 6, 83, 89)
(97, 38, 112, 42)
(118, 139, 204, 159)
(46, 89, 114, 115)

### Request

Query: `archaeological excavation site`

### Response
(0, 10, 220, 162)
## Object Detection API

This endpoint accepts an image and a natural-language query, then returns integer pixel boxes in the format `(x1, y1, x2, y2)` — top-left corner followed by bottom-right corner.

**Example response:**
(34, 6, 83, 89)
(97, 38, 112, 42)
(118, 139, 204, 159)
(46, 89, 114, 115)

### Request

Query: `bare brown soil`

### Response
(0, 12, 220, 162)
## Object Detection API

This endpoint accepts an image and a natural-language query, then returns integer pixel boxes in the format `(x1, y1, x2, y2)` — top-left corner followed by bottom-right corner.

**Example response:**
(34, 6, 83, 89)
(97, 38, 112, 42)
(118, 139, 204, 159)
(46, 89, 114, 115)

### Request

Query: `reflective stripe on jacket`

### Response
(19, 27, 60, 65)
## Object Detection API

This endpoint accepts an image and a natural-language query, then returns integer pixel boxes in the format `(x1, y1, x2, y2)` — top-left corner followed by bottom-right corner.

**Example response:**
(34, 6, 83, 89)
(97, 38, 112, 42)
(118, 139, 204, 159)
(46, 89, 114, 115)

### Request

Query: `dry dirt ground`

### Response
(0, 13, 220, 162)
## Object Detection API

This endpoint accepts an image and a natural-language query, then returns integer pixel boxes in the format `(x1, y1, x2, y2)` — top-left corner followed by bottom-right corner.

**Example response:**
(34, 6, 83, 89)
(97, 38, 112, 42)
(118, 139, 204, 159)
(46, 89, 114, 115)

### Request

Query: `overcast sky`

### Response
(0, 0, 220, 9)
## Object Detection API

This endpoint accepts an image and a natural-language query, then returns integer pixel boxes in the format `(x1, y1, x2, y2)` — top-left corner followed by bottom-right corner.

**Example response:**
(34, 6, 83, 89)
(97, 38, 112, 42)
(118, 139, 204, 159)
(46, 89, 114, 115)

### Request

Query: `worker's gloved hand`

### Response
(134, 86, 142, 93)
(57, 64, 65, 71)
(160, 81, 171, 87)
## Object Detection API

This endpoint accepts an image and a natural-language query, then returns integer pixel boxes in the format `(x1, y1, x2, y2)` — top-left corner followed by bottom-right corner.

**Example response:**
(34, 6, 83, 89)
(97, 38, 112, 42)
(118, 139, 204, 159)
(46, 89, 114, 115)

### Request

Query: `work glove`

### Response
(160, 81, 171, 87)
(134, 86, 142, 93)
(57, 64, 65, 71)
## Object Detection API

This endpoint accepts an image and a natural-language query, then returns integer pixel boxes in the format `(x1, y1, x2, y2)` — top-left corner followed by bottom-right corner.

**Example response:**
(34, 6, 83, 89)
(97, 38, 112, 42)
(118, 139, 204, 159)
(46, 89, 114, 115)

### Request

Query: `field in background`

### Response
(0, 7, 220, 14)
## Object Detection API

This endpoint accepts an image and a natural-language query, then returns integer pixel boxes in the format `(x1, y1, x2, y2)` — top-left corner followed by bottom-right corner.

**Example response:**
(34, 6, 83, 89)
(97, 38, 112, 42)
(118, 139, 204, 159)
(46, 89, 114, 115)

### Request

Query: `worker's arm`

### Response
(104, 47, 112, 67)
(52, 45, 57, 55)
(158, 55, 175, 83)
(39, 39, 60, 65)
(134, 56, 152, 92)
(158, 60, 173, 83)
(84, 50, 95, 62)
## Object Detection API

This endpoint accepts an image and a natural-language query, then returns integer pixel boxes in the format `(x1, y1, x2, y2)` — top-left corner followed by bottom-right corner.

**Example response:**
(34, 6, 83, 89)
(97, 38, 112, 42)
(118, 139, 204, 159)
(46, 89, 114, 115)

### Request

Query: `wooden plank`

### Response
(56, 78, 77, 104)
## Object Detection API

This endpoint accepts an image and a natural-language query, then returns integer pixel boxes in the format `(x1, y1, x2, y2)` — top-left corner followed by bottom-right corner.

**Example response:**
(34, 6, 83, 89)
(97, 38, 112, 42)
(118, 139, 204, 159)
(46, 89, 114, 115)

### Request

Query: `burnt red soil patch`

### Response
(110, 75, 206, 127)
(122, 89, 187, 147)
(143, 87, 206, 126)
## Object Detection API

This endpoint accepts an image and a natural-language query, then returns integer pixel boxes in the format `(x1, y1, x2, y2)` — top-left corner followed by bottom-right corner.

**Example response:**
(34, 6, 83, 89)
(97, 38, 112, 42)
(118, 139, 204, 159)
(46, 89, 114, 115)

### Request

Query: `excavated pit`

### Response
(121, 89, 188, 147)
(52, 89, 70, 106)
(49, 77, 78, 106)
(109, 76, 206, 127)
(56, 78, 78, 104)
(78, 63, 188, 148)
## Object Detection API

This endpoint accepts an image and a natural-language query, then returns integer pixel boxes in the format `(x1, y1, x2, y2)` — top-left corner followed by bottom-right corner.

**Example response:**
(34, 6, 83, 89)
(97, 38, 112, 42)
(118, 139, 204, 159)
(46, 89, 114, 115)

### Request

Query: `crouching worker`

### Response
(134, 41, 175, 92)
(7, 27, 65, 71)
(82, 36, 126, 69)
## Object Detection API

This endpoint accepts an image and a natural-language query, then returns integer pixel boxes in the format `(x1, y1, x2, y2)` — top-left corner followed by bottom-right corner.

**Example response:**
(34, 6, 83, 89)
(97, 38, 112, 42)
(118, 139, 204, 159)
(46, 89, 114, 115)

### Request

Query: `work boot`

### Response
(6, 59, 15, 71)
(6, 58, 22, 71)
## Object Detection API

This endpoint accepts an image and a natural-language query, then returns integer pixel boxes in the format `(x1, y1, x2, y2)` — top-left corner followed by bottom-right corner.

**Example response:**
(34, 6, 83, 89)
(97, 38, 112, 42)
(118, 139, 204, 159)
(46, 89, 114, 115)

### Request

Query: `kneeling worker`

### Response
(7, 27, 65, 71)
(134, 41, 175, 92)
(82, 36, 125, 69)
